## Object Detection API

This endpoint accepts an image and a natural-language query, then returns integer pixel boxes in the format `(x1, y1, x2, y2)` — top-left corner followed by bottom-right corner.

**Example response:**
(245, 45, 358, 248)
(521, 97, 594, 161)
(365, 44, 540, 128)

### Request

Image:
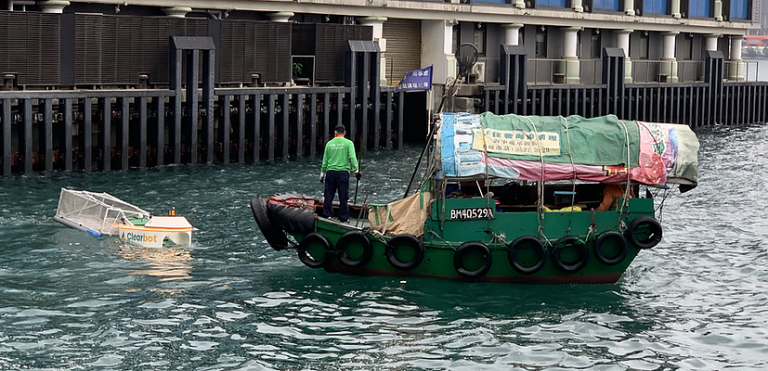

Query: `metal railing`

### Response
(527, 58, 601, 85)
(726, 60, 762, 82)
(630, 60, 705, 83)
(526, 58, 757, 84)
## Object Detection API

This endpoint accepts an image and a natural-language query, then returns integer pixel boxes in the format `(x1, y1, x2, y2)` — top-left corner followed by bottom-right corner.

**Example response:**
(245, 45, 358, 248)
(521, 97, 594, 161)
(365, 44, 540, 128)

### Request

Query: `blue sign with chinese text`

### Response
(395, 66, 433, 92)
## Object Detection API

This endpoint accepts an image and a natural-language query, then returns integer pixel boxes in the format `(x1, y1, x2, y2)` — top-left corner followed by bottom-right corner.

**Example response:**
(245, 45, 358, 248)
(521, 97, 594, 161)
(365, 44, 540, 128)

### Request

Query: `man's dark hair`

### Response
(334, 124, 346, 133)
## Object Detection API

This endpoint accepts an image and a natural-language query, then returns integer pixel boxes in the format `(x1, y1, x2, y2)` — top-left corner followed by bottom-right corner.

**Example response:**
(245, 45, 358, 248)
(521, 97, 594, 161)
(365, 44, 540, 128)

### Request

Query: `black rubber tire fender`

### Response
(268, 203, 316, 235)
(297, 232, 331, 269)
(594, 231, 629, 265)
(507, 236, 546, 275)
(551, 236, 589, 273)
(336, 231, 373, 268)
(385, 234, 425, 271)
(453, 241, 493, 280)
(625, 215, 663, 249)
(250, 197, 289, 250)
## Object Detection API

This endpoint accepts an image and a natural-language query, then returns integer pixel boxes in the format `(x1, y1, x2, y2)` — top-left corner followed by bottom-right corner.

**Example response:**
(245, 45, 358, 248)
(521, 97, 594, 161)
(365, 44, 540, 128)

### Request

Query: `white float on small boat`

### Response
(117, 215, 193, 248)
(54, 188, 193, 247)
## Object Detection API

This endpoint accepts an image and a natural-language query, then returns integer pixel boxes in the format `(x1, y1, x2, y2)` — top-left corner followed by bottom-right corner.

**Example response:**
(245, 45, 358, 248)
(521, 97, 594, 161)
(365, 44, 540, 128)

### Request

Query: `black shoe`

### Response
(340, 219, 349, 223)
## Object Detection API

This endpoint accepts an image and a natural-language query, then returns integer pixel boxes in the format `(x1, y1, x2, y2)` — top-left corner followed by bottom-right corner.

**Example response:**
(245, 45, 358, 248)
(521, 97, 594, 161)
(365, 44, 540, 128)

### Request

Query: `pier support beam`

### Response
(661, 31, 679, 83)
(703, 34, 720, 81)
(572, 0, 583, 12)
(269, 12, 294, 23)
(502, 23, 523, 46)
(617, 29, 633, 83)
(163, 6, 191, 18)
(40, 0, 69, 13)
(421, 20, 457, 90)
(671, 0, 682, 19)
(359, 17, 388, 86)
(562, 27, 580, 84)
(624, 0, 635, 15)
(500, 45, 527, 115)
(714, 0, 724, 21)
(728, 35, 745, 82)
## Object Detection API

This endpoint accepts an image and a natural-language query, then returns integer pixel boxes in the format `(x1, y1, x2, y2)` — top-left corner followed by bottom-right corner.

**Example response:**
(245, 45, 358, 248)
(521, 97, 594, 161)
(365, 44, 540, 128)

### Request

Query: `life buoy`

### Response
(625, 215, 663, 249)
(385, 234, 425, 271)
(336, 231, 373, 268)
(250, 197, 289, 250)
(453, 242, 493, 280)
(297, 232, 331, 268)
(594, 231, 628, 265)
(551, 236, 589, 273)
(507, 236, 546, 275)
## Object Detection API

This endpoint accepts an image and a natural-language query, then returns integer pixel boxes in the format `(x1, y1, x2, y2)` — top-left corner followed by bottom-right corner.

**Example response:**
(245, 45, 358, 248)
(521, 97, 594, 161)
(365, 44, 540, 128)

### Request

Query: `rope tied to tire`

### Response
(550, 235, 589, 273)
(297, 232, 332, 269)
(385, 234, 425, 271)
(453, 241, 493, 280)
(336, 231, 373, 268)
(507, 236, 546, 275)
(624, 215, 663, 249)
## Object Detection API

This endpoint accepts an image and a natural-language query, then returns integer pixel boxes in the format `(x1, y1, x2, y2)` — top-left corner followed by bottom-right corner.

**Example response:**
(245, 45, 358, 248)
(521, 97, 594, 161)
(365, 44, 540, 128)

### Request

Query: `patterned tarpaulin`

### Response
(439, 112, 699, 189)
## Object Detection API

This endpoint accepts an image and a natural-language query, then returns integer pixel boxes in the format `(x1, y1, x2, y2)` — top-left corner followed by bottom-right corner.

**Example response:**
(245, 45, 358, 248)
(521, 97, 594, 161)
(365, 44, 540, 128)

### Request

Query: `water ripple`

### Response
(2, 135, 768, 369)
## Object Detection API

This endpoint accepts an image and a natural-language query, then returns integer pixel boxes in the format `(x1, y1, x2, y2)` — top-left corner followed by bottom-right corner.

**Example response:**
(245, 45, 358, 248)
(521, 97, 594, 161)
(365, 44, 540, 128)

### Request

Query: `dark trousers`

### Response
(323, 170, 350, 222)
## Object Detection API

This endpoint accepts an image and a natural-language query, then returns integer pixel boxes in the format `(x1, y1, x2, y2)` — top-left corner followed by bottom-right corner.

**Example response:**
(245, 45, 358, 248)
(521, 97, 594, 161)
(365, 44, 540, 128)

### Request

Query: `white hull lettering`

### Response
(449, 208, 494, 220)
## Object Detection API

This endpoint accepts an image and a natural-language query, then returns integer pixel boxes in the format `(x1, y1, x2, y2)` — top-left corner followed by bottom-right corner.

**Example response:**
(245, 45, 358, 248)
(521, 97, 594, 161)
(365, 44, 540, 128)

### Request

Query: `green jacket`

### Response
(321, 137, 358, 172)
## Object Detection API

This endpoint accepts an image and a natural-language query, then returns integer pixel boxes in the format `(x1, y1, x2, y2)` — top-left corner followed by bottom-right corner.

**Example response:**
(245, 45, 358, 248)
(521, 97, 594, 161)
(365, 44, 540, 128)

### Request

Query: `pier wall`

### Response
(0, 86, 406, 175)
(481, 47, 763, 129)
(0, 19, 766, 175)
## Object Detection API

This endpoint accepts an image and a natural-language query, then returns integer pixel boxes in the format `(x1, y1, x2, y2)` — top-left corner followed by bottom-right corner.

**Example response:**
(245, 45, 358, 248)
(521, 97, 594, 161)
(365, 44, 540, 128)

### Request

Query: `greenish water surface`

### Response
(1, 126, 767, 370)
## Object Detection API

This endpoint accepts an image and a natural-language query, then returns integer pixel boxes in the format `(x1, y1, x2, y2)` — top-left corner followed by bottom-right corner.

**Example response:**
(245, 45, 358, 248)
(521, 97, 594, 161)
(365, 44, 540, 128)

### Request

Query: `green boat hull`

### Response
(259, 195, 658, 284)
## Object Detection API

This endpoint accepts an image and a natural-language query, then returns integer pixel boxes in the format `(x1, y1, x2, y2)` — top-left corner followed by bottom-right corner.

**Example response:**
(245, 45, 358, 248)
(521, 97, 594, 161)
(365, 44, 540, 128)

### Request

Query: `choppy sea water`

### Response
(1, 125, 768, 370)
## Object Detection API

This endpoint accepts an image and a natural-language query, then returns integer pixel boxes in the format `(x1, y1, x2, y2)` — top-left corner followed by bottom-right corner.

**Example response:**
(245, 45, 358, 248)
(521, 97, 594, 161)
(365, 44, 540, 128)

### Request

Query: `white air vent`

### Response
(470, 62, 486, 84)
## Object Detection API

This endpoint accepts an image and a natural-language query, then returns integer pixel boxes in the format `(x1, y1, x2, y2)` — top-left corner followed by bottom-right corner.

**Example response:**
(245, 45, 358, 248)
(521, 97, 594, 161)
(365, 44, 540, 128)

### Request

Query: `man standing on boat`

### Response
(320, 124, 361, 223)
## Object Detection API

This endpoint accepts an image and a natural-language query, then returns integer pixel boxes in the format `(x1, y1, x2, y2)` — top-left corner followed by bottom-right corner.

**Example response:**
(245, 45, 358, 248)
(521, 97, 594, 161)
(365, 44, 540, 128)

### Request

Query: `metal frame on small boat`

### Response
(54, 188, 193, 248)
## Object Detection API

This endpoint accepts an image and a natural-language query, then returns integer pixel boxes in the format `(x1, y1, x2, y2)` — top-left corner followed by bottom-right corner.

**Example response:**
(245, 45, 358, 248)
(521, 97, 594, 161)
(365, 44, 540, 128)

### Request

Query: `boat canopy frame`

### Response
(54, 188, 150, 236)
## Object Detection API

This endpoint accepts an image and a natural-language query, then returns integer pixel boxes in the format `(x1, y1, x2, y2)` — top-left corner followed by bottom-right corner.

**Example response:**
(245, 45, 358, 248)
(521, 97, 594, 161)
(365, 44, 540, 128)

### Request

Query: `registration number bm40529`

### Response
(449, 207, 494, 220)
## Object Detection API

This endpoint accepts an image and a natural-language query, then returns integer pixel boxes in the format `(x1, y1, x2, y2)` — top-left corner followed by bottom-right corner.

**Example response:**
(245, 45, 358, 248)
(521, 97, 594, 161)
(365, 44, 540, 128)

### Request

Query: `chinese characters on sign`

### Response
(472, 129, 561, 156)
(395, 66, 433, 92)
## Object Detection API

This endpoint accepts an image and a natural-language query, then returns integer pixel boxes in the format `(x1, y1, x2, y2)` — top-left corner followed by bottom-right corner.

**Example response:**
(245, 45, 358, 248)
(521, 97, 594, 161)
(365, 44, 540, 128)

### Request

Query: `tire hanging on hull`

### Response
(297, 232, 332, 268)
(625, 215, 663, 249)
(336, 231, 373, 268)
(250, 197, 289, 250)
(551, 236, 589, 273)
(594, 231, 628, 265)
(453, 242, 493, 280)
(507, 236, 546, 275)
(385, 234, 425, 271)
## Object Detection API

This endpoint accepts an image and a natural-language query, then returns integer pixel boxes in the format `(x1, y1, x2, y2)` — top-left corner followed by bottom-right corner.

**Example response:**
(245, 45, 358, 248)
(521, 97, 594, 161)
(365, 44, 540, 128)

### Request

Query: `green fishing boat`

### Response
(250, 112, 699, 284)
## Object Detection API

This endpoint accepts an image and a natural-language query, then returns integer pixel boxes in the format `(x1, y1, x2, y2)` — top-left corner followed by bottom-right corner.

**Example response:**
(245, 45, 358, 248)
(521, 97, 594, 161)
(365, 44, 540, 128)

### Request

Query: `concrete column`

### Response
(502, 24, 524, 46)
(705, 34, 719, 51)
(624, 0, 635, 16)
(572, 0, 583, 12)
(359, 17, 388, 85)
(421, 20, 457, 88)
(163, 6, 191, 17)
(728, 35, 745, 81)
(714, 0, 723, 21)
(269, 12, 294, 22)
(702, 34, 720, 80)
(617, 29, 633, 83)
(444, 20, 458, 81)
(661, 31, 679, 83)
(562, 27, 580, 84)
(671, 0, 681, 19)
(512, 0, 525, 9)
(40, 0, 69, 13)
